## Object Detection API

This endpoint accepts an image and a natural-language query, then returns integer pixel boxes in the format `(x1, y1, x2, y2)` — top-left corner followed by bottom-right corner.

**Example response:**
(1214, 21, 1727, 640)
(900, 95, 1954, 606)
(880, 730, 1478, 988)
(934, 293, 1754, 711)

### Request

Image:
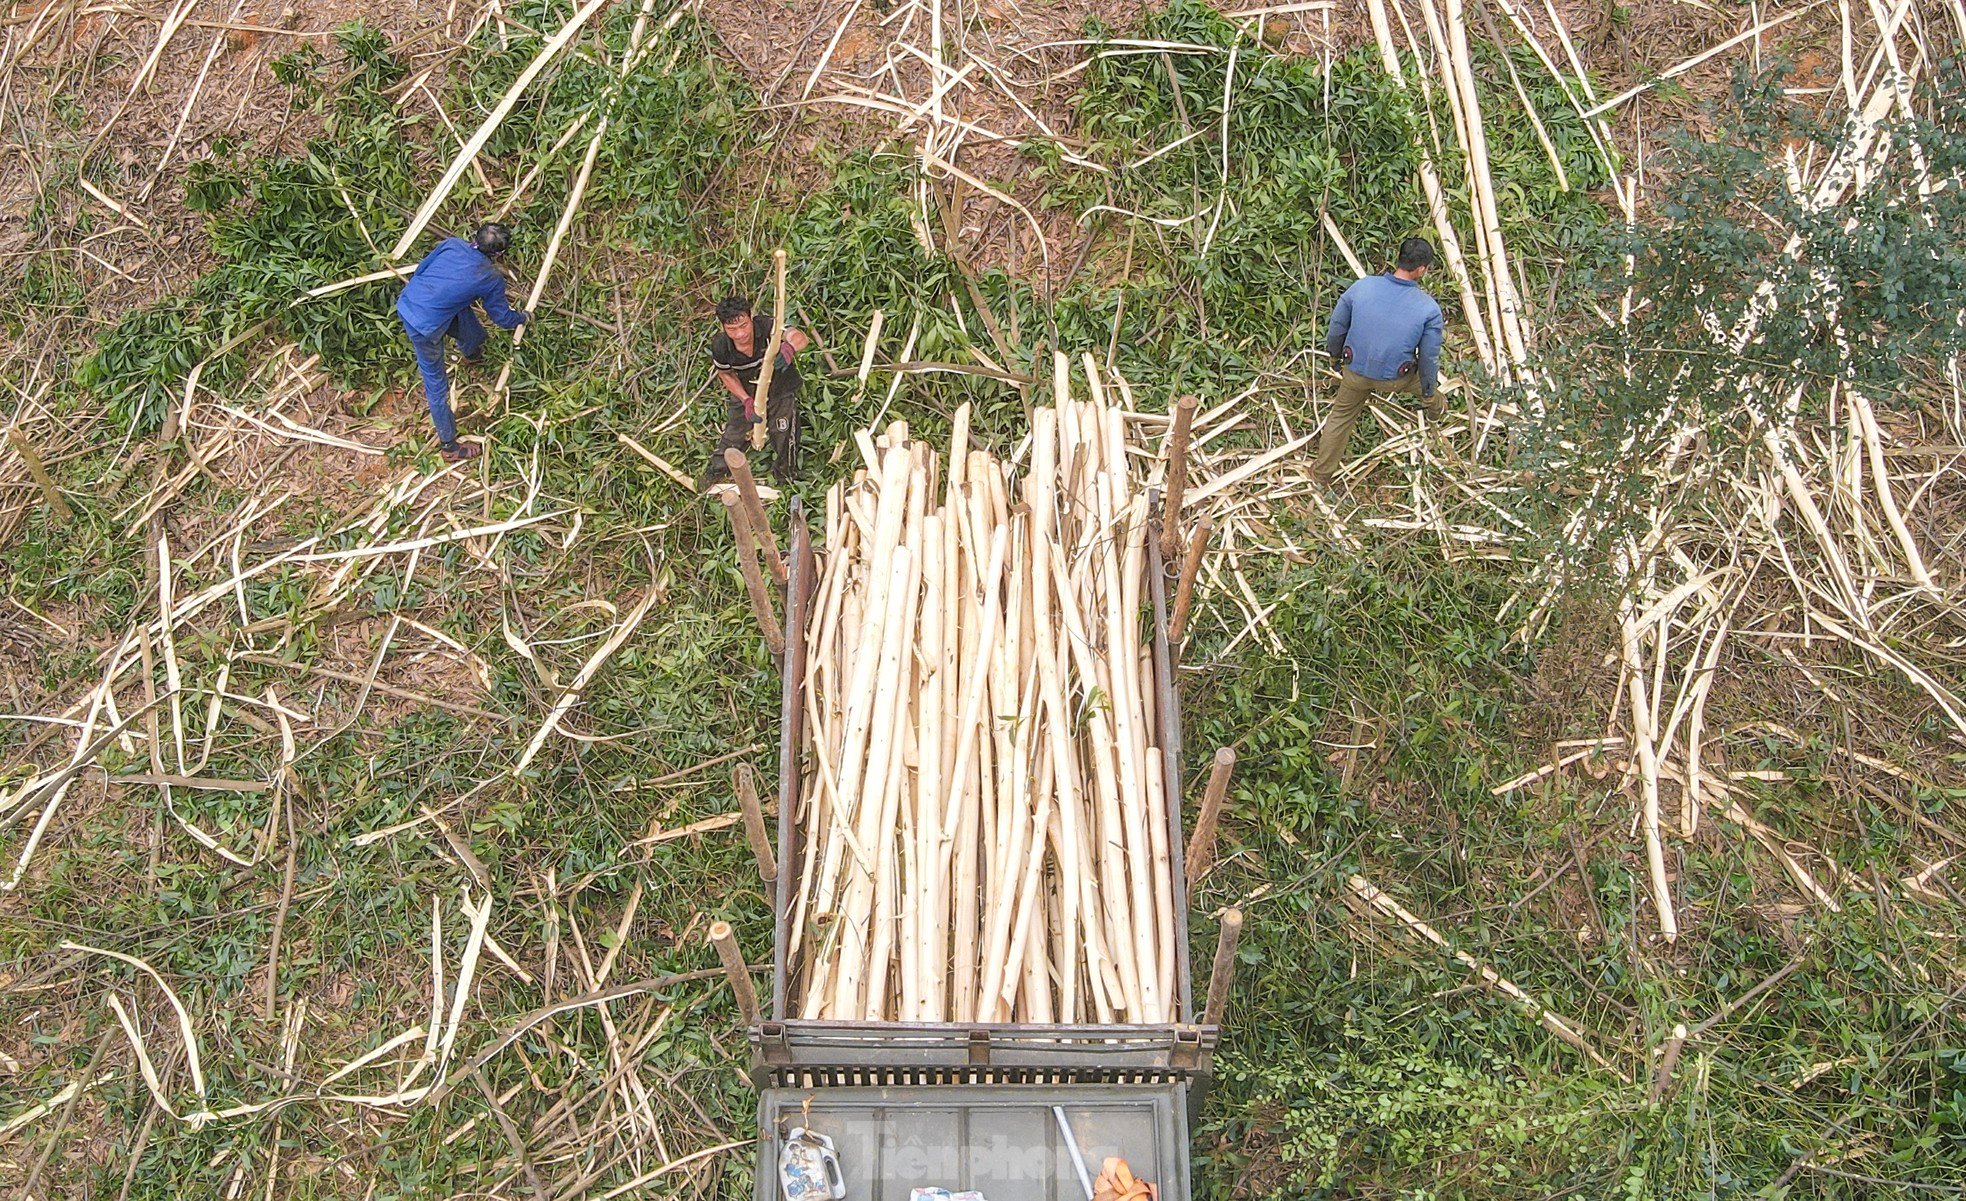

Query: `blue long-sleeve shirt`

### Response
(1325, 273, 1444, 396)
(395, 237, 526, 337)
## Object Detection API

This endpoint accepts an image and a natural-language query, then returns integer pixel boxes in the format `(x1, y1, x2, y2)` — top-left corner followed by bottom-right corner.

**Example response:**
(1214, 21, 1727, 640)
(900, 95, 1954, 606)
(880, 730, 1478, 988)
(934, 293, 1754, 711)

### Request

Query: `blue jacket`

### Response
(396, 238, 526, 337)
(1325, 273, 1444, 396)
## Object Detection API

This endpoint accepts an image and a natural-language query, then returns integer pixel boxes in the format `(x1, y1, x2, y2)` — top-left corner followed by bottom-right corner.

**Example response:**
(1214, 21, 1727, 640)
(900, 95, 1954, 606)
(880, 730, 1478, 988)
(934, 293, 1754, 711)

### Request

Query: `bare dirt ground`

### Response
(2, 0, 1865, 340)
(0, 0, 1855, 354)
(684, 0, 1865, 288)
(0, 0, 465, 336)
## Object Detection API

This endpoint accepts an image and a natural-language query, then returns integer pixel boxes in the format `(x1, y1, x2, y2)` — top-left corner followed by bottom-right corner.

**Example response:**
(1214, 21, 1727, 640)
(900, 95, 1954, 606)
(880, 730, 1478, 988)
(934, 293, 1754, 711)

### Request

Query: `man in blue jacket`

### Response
(1311, 237, 1446, 482)
(396, 223, 528, 463)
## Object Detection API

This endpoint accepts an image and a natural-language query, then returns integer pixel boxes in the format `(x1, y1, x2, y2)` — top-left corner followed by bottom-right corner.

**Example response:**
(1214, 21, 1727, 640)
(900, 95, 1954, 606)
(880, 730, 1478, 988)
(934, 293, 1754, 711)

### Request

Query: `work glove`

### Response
(1093, 1156, 1156, 1201)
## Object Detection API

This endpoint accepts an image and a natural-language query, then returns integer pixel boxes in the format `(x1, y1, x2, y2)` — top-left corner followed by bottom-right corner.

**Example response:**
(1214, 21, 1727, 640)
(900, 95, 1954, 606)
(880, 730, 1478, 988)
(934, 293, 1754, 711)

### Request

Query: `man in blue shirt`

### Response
(1311, 237, 1446, 482)
(396, 222, 528, 463)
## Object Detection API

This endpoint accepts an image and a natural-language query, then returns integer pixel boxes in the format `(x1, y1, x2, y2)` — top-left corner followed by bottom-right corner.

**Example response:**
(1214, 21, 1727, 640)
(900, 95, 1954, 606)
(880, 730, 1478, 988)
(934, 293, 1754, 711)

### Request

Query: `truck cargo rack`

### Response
(755, 1021, 1221, 1086)
(748, 495, 1229, 1201)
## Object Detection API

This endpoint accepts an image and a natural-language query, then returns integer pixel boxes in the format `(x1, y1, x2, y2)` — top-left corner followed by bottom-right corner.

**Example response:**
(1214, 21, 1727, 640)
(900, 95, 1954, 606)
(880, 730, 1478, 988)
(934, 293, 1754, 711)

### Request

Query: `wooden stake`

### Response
(7, 427, 71, 521)
(1622, 612, 1677, 942)
(618, 434, 695, 490)
(1348, 874, 1628, 1079)
(1185, 747, 1237, 888)
(724, 448, 786, 584)
(857, 309, 885, 386)
(708, 921, 761, 1029)
(733, 763, 777, 883)
(1648, 1022, 1689, 1105)
(751, 249, 789, 451)
(1439, 0, 1529, 368)
(723, 492, 784, 654)
(808, 451, 913, 1005)
(1158, 396, 1197, 561)
(262, 779, 297, 1023)
(1106, 497, 1161, 1018)
(1361, 0, 1498, 373)
(832, 541, 918, 1017)
(1168, 518, 1211, 647)
(1201, 907, 1243, 1028)
(914, 512, 946, 1021)
(859, 482, 923, 1017)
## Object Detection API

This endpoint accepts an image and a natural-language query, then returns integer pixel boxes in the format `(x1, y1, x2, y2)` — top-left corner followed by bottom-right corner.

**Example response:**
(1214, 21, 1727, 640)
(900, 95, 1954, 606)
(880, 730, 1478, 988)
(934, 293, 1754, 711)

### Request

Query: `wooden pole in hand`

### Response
(1168, 518, 1211, 647)
(751, 249, 789, 451)
(733, 763, 777, 883)
(724, 448, 786, 583)
(709, 921, 762, 1028)
(1158, 396, 1196, 560)
(1201, 907, 1243, 1028)
(723, 492, 785, 654)
(1185, 747, 1237, 888)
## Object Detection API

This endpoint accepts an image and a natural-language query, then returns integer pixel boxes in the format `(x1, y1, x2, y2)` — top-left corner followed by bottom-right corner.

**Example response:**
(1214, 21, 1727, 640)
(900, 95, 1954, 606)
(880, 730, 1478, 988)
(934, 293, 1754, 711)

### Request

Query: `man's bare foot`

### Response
(440, 441, 481, 464)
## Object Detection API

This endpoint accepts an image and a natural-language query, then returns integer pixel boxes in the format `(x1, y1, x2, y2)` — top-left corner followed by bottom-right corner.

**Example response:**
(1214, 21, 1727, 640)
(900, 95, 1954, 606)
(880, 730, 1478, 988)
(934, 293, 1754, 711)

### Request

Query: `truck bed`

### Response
(754, 1083, 1191, 1201)
(753, 496, 1217, 1201)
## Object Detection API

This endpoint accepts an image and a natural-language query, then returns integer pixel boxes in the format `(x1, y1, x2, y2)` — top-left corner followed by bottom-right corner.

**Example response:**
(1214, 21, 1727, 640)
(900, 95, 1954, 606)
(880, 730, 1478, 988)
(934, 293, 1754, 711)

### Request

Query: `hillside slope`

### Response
(3, 0, 1963, 1197)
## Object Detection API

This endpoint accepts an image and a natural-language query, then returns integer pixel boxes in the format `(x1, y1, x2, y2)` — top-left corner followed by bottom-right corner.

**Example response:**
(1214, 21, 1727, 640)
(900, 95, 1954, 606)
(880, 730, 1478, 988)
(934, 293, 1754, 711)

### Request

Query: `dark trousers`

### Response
(1310, 368, 1444, 479)
(703, 385, 800, 486)
(405, 310, 487, 447)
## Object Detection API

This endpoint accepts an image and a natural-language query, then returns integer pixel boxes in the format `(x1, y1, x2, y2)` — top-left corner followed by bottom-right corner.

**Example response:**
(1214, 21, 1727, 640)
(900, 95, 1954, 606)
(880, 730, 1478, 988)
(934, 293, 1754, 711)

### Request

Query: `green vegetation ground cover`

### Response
(1058, 0, 1609, 381)
(5, 3, 1964, 1198)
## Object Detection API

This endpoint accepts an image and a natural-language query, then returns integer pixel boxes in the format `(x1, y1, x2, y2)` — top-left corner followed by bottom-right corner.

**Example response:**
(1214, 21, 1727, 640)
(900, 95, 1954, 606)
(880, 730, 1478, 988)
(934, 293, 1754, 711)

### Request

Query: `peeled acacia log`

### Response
(792, 363, 1188, 1024)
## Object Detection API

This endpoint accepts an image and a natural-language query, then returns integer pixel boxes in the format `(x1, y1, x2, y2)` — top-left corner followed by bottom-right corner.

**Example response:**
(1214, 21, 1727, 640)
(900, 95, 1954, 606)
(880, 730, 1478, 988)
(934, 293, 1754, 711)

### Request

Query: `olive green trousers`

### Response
(1310, 368, 1444, 480)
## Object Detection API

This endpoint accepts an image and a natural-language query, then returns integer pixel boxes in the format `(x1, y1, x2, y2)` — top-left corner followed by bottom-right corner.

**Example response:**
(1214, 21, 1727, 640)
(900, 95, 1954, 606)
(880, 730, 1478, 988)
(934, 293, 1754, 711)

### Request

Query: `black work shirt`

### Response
(708, 316, 802, 401)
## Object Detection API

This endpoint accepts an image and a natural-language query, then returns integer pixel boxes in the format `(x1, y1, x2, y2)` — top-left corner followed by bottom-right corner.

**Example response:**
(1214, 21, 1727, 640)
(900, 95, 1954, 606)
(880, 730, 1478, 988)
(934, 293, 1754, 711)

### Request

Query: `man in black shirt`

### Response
(702, 295, 810, 489)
